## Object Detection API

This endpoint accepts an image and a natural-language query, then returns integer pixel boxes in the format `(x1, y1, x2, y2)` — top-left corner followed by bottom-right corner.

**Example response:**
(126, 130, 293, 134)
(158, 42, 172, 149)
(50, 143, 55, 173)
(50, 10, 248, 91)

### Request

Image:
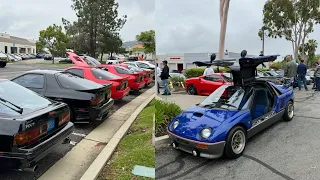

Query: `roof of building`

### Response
(0, 34, 36, 46)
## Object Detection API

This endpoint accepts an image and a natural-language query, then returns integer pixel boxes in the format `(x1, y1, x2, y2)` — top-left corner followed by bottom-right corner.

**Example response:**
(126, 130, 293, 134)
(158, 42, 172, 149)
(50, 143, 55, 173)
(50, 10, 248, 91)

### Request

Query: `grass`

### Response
(98, 104, 155, 180)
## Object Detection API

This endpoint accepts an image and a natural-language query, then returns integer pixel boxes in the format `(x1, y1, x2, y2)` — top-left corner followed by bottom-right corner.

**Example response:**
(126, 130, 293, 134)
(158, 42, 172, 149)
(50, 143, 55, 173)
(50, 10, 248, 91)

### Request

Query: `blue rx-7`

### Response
(167, 53, 294, 159)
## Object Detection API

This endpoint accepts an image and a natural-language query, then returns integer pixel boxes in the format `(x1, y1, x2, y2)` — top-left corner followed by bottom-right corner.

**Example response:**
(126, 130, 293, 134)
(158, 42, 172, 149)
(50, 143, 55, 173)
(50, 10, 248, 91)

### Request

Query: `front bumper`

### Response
(112, 87, 130, 100)
(168, 131, 225, 159)
(1, 122, 74, 168)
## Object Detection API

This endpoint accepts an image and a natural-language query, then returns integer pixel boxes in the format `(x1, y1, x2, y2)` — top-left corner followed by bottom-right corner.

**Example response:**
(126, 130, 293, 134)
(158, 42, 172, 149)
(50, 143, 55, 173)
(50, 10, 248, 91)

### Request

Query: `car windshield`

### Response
(199, 85, 248, 110)
(56, 72, 104, 90)
(91, 68, 121, 80)
(127, 65, 143, 72)
(221, 73, 232, 82)
(82, 56, 101, 66)
(0, 81, 52, 116)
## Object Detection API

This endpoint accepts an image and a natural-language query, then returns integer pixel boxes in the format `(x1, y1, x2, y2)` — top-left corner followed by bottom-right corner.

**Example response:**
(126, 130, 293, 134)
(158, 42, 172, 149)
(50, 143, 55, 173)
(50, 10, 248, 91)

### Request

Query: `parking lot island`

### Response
(38, 88, 155, 180)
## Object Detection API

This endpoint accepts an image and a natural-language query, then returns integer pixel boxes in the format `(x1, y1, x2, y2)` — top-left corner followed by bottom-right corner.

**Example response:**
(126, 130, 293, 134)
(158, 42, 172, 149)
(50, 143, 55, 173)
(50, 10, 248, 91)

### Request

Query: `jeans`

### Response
(157, 82, 160, 93)
(316, 77, 320, 90)
(298, 75, 308, 90)
(162, 79, 171, 94)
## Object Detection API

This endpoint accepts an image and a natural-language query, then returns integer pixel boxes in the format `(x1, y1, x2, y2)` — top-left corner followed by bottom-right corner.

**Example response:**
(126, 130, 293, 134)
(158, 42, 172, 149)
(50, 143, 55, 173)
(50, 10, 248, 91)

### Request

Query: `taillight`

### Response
(59, 111, 70, 126)
(90, 95, 104, 105)
(14, 128, 41, 145)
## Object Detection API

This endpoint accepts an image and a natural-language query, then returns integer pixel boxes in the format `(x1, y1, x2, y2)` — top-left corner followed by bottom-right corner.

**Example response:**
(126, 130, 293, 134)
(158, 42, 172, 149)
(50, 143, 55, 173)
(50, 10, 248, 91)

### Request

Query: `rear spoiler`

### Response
(76, 83, 112, 94)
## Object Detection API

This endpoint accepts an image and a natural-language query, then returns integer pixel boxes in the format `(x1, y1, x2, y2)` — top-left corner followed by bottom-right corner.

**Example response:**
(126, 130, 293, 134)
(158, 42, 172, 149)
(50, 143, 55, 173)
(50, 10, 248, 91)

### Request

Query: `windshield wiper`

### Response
(220, 103, 238, 109)
(0, 97, 23, 114)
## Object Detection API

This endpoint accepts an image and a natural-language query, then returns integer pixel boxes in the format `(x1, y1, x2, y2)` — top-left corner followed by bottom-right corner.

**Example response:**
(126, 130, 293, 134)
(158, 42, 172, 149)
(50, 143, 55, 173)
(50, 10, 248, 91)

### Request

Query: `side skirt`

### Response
(247, 110, 285, 139)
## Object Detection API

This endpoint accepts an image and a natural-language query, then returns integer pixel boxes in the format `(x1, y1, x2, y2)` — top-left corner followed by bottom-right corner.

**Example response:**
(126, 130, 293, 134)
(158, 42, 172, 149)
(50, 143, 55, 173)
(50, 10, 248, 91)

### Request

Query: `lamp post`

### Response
(76, 14, 81, 54)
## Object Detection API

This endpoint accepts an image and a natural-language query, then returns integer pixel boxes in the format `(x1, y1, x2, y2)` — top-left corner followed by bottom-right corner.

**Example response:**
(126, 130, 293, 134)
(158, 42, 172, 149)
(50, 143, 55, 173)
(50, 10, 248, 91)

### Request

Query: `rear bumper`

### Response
(1, 122, 74, 168)
(112, 87, 130, 100)
(130, 82, 145, 90)
(168, 131, 225, 159)
(89, 98, 114, 120)
(144, 78, 153, 85)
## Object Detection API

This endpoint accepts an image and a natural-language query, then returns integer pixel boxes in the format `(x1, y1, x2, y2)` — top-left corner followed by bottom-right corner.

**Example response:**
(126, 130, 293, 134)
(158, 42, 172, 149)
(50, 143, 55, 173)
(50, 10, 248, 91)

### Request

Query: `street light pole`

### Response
(76, 14, 81, 54)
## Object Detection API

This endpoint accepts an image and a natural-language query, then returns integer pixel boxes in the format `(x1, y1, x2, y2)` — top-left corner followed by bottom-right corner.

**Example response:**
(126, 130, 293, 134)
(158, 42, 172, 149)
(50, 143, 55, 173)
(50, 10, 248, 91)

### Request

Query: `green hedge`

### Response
(184, 67, 231, 78)
(153, 99, 182, 136)
(257, 68, 270, 72)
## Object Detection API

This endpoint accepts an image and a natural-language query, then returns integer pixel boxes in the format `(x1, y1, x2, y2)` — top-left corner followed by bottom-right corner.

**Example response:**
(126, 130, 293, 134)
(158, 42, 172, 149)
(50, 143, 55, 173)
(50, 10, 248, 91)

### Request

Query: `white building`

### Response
(156, 51, 269, 72)
(0, 33, 36, 54)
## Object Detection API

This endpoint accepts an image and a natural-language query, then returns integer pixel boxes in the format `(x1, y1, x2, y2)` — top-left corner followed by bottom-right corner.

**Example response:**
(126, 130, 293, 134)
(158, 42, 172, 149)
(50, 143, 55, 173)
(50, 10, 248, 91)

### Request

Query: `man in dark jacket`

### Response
(160, 60, 171, 95)
(297, 59, 308, 90)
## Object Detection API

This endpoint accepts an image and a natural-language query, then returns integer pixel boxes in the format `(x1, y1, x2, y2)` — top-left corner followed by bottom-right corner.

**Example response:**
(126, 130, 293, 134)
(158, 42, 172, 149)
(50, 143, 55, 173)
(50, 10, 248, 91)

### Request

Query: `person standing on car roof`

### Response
(203, 64, 215, 76)
(156, 63, 161, 94)
(314, 60, 320, 91)
(160, 60, 171, 95)
(297, 59, 308, 91)
(283, 55, 297, 85)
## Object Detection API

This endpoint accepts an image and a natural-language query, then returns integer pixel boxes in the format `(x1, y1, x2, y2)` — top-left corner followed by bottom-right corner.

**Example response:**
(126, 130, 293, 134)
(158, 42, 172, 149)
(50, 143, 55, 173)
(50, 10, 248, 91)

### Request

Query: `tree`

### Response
(38, 24, 70, 64)
(299, 39, 318, 66)
(260, 0, 320, 63)
(136, 30, 155, 59)
(65, 0, 126, 57)
(36, 41, 46, 53)
(217, 0, 230, 60)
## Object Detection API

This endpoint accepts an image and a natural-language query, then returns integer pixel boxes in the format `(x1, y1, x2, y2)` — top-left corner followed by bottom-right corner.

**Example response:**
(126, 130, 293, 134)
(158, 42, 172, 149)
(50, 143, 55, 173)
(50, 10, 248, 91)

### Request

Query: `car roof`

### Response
(25, 69, 62, 75)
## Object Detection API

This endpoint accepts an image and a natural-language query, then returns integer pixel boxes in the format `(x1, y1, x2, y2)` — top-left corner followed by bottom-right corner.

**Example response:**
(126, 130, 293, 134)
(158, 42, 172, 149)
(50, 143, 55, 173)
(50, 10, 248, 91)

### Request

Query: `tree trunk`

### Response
(217, 0, 230, 60)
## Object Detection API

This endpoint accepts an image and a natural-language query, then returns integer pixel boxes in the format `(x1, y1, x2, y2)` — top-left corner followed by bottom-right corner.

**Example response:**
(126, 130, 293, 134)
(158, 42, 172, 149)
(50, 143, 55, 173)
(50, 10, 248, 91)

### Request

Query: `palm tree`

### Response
(217, 0, 230, 60)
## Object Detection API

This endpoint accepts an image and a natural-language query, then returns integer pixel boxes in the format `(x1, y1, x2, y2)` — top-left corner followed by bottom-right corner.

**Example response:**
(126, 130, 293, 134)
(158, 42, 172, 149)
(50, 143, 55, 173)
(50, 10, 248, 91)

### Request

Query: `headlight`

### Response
(200, 128, 212, 139)
(172, 120, 179, 130)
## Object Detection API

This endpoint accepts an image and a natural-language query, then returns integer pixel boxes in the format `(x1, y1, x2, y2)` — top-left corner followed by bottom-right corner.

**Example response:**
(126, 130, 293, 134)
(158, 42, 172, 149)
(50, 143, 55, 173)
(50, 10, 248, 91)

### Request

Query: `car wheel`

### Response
(224, 126, 246, 159)
(187, 85, 197, 95)
(0, 62, 6, 68)
(283, 100, 294, 121)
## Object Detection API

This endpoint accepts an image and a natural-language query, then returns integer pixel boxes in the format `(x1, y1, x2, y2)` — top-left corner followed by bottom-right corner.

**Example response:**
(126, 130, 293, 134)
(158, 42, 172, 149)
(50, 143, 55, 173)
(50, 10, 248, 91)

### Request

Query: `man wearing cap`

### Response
(160, 60, 171, 95)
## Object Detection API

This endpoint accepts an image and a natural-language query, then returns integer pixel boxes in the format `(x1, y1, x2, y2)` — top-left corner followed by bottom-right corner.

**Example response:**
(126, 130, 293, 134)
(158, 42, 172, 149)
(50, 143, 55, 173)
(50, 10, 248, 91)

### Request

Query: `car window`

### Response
(203, 75, 223, 82)
(114, 66, 133, 74)
(56, 72, 103, 90)
(66, 68, 84, 77)
(12, 74, 45, 89)
(0, 80, 52, 116)
(91, 68, 121, 80)
(136, 62, 149, 68)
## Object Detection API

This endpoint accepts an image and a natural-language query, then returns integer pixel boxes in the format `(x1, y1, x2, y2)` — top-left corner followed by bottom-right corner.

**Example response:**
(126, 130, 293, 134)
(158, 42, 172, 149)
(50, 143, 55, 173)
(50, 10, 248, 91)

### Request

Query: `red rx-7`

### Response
(65, 53, 130, 100)
(185, 73, 233, 96)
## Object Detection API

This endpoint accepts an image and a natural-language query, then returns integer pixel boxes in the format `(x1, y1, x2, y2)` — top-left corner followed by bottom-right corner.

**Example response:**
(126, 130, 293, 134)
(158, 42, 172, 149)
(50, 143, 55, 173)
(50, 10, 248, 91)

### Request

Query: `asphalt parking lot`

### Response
(156, 89, 320, 180)
(0, 63, 154, 180)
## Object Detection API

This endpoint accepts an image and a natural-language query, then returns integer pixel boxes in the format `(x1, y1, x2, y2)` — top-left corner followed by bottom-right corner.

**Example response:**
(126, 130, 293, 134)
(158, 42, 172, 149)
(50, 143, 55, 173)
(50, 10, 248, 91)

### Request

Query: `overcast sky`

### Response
(155, 0, 320, 56)
(0, 0, 154, 42)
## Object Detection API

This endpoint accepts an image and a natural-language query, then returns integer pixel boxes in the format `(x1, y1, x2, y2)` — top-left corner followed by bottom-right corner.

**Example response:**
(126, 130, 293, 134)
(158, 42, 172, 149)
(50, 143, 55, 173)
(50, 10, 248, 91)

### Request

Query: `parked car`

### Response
(36, 53, 46, 58)
(0, 79, 73, 170)
(119, 64, 153, 86)
(44, 54, 54, 60)
(12, 70, 114, 123)
(65, 53, 131, 100)
(17, 54, 29, 60)
(76, 54, 146, 92)
(11, 54, 22, 61)
(167, 54, 294, 159)
(59, 58, 73, 64)
(27, 54, 36, 59)
(6, 54, 16, 62)
(185, 73, 233, 96)
(0, 52, 8, 67)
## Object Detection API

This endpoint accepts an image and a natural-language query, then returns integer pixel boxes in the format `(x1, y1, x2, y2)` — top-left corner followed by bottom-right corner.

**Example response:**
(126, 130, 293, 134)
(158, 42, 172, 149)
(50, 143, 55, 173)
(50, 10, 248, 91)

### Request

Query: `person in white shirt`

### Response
(156, 64, 162, 94)
(203, 65, 214, 76)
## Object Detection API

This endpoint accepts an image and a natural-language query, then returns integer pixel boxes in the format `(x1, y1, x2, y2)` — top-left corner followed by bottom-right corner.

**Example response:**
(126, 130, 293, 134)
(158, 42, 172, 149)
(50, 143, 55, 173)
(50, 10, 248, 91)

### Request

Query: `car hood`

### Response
(169, 106, 239, 141)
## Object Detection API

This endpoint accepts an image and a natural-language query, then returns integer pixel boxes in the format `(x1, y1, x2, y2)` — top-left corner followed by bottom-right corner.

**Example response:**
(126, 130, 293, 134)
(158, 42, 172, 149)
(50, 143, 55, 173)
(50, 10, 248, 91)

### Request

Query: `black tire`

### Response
(283, 100, 294, 121)
(0, 62, 6, 68)
(224, 126, 247, 159)
(187, 84, 197, 95)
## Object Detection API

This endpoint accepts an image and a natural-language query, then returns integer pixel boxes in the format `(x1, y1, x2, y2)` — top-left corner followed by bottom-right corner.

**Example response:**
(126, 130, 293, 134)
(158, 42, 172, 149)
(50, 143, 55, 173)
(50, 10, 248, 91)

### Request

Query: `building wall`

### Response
(0, 33, 36, 54)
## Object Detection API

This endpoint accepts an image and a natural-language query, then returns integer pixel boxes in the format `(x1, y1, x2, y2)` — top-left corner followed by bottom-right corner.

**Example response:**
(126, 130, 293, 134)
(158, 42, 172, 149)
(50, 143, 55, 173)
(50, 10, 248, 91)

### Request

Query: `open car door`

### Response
(67, 52, 90, 67)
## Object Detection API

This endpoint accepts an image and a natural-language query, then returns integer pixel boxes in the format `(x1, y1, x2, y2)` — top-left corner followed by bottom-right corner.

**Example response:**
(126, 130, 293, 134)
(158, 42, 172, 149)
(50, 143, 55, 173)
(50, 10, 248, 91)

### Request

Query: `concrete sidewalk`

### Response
(157, 94, 206, 110)
(39, 88, 155, 180)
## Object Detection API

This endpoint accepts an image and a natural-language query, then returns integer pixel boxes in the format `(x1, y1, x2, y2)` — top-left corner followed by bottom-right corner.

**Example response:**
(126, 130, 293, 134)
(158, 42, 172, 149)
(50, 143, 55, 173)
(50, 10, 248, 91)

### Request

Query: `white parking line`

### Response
(72, 132, 87, 137)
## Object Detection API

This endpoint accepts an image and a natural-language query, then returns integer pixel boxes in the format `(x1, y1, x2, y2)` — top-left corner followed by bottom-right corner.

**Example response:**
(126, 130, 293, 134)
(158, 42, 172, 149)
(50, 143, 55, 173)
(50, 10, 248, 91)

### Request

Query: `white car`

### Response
(124, 61, 155, 70)
(106, 60, 120, 64)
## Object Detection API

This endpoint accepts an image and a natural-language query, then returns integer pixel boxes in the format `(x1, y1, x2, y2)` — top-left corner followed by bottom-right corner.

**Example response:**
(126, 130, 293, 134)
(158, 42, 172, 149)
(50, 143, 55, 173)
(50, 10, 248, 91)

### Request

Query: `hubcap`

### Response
(231, 130, 246, 154)
(188, 86, 195, 94)
(288, 103, 294, 118)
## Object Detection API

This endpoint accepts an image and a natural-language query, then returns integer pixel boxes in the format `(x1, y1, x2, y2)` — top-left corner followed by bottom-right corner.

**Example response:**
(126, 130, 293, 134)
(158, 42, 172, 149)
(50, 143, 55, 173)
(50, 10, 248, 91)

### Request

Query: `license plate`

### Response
(47, 119, 55, 132)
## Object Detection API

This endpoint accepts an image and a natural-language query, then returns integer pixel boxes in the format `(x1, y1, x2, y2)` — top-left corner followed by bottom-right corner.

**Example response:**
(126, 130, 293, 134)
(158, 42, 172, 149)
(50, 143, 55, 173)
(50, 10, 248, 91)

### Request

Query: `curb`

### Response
(152, 114, 155, 147)
(155, 135, 170, 149)
(80, 92, 156, 180)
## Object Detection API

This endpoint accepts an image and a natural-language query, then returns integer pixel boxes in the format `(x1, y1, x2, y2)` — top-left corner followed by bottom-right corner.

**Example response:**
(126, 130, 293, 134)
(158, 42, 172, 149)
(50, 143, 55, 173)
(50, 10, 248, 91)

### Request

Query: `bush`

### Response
(184, 67, 231, 78)
(257, 68, 270, 72)
(152, 99, 182, 136)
